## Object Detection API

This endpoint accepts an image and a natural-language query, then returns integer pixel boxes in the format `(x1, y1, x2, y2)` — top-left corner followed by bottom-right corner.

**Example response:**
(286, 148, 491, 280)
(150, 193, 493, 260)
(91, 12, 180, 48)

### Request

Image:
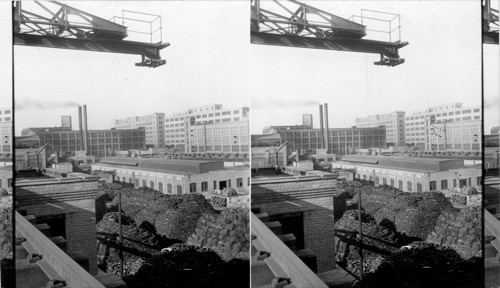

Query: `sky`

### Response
(13, 1, 250, 134)
(250, 1, 485, 134)
(1, 1, 498, 136)
(0, 2, 13, 110)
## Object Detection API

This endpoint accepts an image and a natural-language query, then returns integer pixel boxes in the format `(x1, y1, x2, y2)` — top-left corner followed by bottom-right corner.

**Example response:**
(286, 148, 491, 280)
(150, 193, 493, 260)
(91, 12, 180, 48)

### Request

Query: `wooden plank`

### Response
(251, 212, 328, 288)
(15, 211, 105, 288)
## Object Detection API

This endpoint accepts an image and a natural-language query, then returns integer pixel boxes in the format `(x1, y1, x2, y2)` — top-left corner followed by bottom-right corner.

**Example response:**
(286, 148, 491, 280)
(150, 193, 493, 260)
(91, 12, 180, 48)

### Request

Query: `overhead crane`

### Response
(250, 0, 409, 67)
(483, 0, 499, 44)
(13, 1, 170, 68)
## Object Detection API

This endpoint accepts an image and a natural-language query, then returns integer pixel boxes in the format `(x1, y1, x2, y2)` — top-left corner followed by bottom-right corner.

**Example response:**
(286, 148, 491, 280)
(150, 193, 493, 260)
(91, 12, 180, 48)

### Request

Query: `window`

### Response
(382, 178, 387, 185)
(158, 182, 163, 193)
(407, 181, 413, 192)
(398, 180, 403, 190)
(142, 180, 146, 187)
(477, 177, 481, 186)
(390, 179, 395, 187)
(177, 185, 183, 194)
(213, 181, 217, 190)
(417, 183, 422, 192)
(375, 177, 379, 185)
(167, 183, 173, 194)
(237, 178, 243, 187)
(453, 179, 457, 188)
(150, 181, 155, 189)
(430, 181, 437, 191)
(201, 182, 208, 192)
(441, 180, 448, 190)
(228, 179, 231, 188)
(363, 175, 367, 180)
(190, 183, 197, 193)
(122, 177, 126, 182)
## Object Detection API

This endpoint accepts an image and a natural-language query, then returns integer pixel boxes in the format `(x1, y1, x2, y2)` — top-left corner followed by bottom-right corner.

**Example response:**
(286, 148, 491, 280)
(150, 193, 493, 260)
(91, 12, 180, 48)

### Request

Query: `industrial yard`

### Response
(96, 183, 250, 287)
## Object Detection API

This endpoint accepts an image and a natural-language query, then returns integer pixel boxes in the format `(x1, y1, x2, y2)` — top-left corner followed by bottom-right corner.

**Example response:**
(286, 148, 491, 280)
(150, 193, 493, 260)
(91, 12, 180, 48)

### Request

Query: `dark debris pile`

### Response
(426, 206, 482, 259)
(186, 207, 250, 261)
(353, 242, 483, 288)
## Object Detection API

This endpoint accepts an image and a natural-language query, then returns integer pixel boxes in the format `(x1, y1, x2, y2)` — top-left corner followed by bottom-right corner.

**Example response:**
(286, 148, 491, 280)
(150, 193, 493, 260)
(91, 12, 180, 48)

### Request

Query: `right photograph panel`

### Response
(483, 0, 499, 287)
(250, 1, 484, 287)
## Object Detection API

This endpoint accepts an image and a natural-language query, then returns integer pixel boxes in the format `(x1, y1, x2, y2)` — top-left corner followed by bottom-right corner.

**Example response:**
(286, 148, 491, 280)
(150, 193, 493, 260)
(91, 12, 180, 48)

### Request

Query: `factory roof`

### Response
(97, 157, 226, 174)
(339, 155, 466, 172)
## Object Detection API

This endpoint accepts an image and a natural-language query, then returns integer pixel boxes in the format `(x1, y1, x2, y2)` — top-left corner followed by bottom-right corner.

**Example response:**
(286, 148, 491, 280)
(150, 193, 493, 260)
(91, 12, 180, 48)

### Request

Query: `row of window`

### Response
(189, 178, 248, 192)
(356, 174, 481, 191)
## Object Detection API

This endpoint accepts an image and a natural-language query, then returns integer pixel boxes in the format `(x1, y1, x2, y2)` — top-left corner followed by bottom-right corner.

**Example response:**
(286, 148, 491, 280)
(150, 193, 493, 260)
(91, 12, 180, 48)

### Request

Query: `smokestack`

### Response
(319, 105, 325, 149)
(324, 103, 329, 152)
(83, 105, 88, 153)
(78, 106, 84, 150)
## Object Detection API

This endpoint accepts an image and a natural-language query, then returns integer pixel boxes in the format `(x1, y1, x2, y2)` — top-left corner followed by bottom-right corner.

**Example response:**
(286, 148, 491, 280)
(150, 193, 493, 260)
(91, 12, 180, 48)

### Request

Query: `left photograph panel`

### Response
(13, 1, 250, 288)
(0, 1, 14, 288)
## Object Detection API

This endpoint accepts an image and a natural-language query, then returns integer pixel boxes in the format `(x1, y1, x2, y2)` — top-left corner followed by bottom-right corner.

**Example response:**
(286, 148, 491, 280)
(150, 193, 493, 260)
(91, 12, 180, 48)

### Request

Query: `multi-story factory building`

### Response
(22, 126, 146, 158)
(185, 120, 249, 153)
(164, 104, 249, 148)
(0, 107, 12, 153)
(355, 111, 405, 146)
(267, 126, 386, 155)
(405, 103, 481, 149)
(426, 118, 481, 152)
(114, 112, 165, 148)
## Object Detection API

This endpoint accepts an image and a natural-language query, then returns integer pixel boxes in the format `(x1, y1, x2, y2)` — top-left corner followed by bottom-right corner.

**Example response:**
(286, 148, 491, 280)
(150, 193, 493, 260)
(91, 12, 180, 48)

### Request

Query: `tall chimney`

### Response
(324, 103, 329, 152)
(78, 106, 84, 150)
(83, 105, 88, 153)
(319, 105, 325, 149)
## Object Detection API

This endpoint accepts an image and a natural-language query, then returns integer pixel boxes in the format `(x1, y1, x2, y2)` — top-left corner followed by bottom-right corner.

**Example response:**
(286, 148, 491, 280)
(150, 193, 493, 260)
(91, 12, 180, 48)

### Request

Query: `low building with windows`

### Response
(114, 112, 165, 148)
(332, 155, 482, 193)
(91, 157, 249, 195)
(0, 107, 12, 153)
(185, 120, 249, 153)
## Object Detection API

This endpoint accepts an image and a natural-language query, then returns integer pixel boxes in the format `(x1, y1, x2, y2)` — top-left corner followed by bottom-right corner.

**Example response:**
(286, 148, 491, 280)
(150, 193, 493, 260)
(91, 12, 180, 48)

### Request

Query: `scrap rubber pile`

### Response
(334, 210, 403, 276)
(97, 212, 181, 276)
(352, 185, 456, 239)
(104, 183, 217, 242)
(353, 242, 483, 288)
(186, 206, 250, 261)
(126, 244, 249, 288)
(0, 199, 13, 287)
(426, 206, 482, 259)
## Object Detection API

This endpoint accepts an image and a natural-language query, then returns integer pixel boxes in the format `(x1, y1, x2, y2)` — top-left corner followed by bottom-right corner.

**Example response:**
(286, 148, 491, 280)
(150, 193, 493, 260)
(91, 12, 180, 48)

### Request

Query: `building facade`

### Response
(21, 127, 146, 157)
(427, 119, 481, 152)
(114, 112, 165, 148)
(91, 158, 250, 195)
(185, 120, 249, 153)
(405, 103, 481, 149)
(264, 126, 386, 156)
(165, 104, 249, 148)
(332, 155, 482, 193)
(0, 107, 12, 153)
(355, 111, 405, 146)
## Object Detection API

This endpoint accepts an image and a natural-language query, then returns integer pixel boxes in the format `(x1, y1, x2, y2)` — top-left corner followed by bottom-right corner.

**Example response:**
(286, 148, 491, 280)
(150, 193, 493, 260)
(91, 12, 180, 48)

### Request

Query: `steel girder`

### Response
(251, 0, 408, 66)
(251, 31, 408, 66)
(13, 1, 170, 67)
(483, 0, 499, 44)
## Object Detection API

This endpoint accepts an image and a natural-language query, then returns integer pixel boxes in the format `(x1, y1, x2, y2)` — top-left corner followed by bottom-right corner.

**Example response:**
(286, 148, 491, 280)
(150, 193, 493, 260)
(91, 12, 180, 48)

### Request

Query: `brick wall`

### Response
(16, 179, 100, 275)
(252, 178, 339, 272)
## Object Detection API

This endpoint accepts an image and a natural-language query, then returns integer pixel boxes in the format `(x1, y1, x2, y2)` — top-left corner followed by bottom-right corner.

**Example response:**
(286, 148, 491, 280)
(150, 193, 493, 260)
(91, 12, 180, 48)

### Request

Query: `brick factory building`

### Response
(405, 103, 481, 149)
(91, 157, 250, 195)
(332, 155, 482, 193)
(165, 104, 249, 149)
(354, 111, 406, 146)
(263, 125, 386, 156)
(114, 112, 165, 148)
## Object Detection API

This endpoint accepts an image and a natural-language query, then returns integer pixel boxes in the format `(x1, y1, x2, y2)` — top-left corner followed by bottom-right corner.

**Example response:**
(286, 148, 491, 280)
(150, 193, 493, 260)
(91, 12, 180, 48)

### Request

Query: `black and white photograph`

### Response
(250, 1, 486, 288)
(11, 1, 250, 288)
(0, 0, 499, 288)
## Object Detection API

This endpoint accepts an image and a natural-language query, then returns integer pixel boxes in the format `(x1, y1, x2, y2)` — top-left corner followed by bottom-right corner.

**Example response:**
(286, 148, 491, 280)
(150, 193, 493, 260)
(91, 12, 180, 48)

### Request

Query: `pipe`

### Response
(78, 106, 83, 150)
(83, 105, 88, 154)
(319, 105, 324, 149)
(324, 103, 329, 152)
